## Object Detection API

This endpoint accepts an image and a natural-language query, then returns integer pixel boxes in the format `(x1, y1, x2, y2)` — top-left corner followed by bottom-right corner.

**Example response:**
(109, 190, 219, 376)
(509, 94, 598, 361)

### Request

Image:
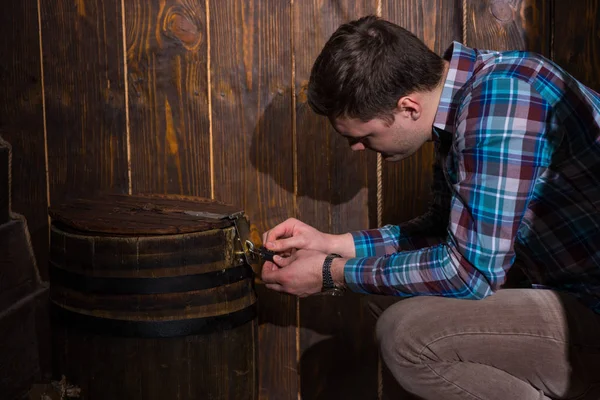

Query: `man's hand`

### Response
(262, 218, 355, 257)
(261, 250, 346, 297)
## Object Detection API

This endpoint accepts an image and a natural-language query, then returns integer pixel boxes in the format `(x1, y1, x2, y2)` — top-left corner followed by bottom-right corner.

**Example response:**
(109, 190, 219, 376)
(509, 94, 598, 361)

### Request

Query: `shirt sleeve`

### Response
(345, 77, 552, 299)
(352, 137, 452, 256)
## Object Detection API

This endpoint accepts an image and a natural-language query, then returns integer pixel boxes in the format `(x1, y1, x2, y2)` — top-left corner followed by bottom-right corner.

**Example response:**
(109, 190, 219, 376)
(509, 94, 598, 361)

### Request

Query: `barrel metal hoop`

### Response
(51, 303, 257, 338)
(49, 263, 253, 294)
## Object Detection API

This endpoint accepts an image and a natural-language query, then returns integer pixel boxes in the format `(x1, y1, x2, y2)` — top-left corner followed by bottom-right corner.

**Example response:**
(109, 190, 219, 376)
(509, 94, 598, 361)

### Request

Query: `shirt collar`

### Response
(433, 41, 478, 134)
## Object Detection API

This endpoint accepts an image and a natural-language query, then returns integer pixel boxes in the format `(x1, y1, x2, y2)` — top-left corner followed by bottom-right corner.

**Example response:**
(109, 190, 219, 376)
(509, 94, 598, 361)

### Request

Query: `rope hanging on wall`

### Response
(376, 0, 468, 229)
(376, 1, 383, 229)
(463, 0, 468, 45)
(377, 155, 382, 226)
(376, 2, 468, 396)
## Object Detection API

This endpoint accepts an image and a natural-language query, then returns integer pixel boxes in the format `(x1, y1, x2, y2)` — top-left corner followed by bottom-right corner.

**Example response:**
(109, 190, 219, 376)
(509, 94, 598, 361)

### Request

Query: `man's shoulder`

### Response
(467, 49, 599, 113)
(470, 50, 553, 87)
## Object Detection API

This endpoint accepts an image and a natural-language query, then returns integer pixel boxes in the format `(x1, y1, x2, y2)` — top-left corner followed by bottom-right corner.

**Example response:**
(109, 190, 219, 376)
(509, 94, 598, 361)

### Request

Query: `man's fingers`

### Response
(262, 264, 287, 293)
(266, 236, 304, 252)
(263, 222, 290, 243)
(265, 283, 285, 292)
(261, 261, 282, 283)
(263, 218, 300, 244)
(273, 254, 295, 267)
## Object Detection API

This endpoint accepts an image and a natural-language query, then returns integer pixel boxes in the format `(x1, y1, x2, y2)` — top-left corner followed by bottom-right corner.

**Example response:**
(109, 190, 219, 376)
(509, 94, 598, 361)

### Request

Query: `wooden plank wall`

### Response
(379, 3, 461, 397)
(0, 0, 48, 279)
(465, 0, 551, 55)
(208, 1, 297, 397)
(554, 0, 600, 91)
(125, 0, 212, 197)
(294, 2, 379, 398)
(1, 0, 598, 398)
(40, 0, 130, 207)
(381, 1, 461, 228)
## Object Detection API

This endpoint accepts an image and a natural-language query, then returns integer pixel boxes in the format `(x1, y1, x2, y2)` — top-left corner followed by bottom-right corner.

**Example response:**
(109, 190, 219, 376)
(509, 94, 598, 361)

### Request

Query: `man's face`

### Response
(331, 111, 431, 162)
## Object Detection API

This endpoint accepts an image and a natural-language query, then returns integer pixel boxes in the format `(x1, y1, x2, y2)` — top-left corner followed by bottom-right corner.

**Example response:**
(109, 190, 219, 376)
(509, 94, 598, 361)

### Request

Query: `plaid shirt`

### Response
(345, 42, 600, 313)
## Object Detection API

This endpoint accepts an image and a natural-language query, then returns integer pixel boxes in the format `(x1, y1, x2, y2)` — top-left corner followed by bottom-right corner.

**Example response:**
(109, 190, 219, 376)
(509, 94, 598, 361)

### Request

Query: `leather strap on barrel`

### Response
(49, 262, 253, 294)
(51, 302, 257, 338)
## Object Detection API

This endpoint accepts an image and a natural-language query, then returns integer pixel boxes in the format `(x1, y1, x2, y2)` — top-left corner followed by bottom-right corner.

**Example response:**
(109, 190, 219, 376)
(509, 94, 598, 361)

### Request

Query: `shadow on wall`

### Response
(248, 86, 368, 205)
(250, 87, 381, 398)
(257, 288, 419, 400)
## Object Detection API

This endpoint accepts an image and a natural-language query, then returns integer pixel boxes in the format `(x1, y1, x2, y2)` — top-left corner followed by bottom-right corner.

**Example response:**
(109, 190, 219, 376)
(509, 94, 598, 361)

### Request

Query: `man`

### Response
(261, 15, 600, 400)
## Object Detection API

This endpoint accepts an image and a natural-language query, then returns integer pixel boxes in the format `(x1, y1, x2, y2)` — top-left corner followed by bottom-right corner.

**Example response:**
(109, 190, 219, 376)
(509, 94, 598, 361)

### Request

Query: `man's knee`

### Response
(375, 296, 436, 366)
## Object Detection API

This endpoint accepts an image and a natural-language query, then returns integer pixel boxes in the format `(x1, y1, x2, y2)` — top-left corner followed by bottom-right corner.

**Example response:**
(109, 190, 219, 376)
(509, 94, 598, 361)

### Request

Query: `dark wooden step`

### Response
(0, 137, 10, 224)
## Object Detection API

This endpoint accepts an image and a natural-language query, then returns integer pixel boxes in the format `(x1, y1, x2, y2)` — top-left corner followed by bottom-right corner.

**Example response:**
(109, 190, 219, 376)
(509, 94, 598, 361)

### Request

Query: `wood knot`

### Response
(297, 81, 309, 104)
(490, 0, 514, 22)
(162, 5, 203, 51)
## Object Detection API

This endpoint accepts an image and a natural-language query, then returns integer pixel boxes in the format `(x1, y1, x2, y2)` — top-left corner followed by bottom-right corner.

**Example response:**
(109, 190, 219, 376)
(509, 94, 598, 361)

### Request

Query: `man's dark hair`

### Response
(307, 15, 445, 123)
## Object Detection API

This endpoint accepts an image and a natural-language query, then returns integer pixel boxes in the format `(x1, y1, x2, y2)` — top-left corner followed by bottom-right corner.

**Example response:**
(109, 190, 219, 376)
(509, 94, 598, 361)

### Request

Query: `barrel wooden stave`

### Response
(52, 319, 257, 400)
(50, 224, 238, 275)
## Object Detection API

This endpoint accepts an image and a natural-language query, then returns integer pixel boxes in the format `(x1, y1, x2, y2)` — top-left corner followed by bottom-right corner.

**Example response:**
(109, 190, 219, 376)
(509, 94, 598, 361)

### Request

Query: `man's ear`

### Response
(397, 96, 421, 120)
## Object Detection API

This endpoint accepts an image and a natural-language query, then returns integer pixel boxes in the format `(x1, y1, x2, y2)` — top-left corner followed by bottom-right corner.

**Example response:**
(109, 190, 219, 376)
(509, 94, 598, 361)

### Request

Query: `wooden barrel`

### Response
(48, 194, 258, 400)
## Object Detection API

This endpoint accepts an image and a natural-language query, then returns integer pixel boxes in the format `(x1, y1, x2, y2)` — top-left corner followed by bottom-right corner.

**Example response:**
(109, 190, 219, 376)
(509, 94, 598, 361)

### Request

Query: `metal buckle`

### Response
(245, 240, 276, 262)
(183, 209, 262, 274)
(227, 212, 258, 266)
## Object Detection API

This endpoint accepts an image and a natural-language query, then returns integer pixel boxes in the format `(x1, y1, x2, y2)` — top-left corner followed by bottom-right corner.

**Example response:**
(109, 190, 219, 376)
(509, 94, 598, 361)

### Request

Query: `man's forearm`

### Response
(324, 232, 355, 258)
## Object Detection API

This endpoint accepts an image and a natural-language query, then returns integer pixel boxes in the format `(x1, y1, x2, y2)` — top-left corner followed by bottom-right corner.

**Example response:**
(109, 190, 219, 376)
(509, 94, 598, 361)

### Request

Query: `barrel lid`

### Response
(48, 194, 242, 235)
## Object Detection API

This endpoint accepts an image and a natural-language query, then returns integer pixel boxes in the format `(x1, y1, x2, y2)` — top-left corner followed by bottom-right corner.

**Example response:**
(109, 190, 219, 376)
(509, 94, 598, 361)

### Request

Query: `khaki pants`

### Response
(370, 289, 600, 400)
